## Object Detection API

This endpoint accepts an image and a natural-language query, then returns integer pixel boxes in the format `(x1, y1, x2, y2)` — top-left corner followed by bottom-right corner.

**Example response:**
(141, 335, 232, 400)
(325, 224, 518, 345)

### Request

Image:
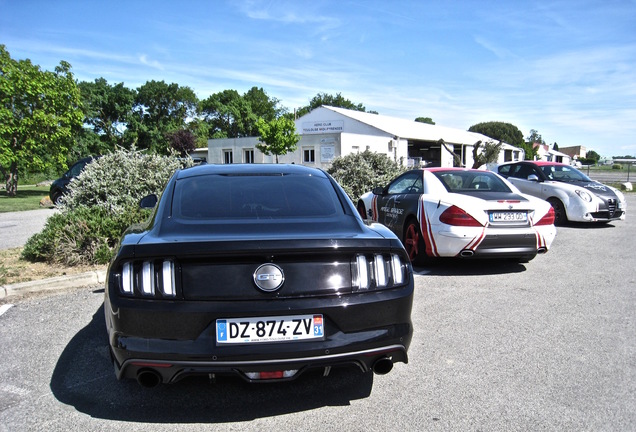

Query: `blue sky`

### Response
(2, 0, 635, 157)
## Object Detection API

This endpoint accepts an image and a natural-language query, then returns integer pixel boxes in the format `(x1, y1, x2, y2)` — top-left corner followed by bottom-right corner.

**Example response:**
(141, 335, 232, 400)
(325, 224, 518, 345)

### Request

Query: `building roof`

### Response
(319, 106, 518, 149)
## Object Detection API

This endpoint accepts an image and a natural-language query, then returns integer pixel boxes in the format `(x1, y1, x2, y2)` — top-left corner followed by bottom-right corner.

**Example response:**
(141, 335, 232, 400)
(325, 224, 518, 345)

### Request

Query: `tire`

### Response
(547, 198, 567, 226)
(50, 190, 62, 205)
(404, 219, 426, 264)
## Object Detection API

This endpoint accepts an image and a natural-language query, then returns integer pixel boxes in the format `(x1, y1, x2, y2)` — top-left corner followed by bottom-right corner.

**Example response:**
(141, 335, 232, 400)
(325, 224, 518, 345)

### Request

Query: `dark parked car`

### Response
(49, 156, 97, 204)
(104, 163, 414, 387)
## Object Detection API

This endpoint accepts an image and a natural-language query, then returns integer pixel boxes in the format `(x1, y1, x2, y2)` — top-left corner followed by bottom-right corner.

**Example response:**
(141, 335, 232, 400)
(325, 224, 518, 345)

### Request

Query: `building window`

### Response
(223, 150, 233, 164)
(303, 148, 315, 163)
(244, 149, 254, 163)
(504, 149, 513, 162)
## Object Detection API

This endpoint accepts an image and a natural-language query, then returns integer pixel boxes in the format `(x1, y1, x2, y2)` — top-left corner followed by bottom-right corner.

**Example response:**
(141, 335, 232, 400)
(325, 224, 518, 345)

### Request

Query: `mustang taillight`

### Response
(353, 253, 406, 292)
(534, 206, 555, 226)
(439, 205, 482, 227)
(119, 260, 178, 298)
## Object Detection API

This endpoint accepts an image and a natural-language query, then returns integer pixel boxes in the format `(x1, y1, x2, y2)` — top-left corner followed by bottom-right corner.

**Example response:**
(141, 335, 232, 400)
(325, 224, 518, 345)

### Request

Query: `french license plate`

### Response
(216, 314, 324, 344)
(489, 211, 527, 223)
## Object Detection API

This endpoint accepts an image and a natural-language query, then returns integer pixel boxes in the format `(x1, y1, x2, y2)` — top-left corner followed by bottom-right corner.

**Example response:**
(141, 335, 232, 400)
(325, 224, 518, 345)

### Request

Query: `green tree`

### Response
(468, 121, 535, 160)
(468, 121, 524, 146)
(526, 129, 545, 145)
(586, 150, 601, 163)
(472, 140, 502, 169)
(255, 117, 300, 163)
(0, 45, 83, 196)
(244, 86, 286, 122)
(415, 117, 435, 125)
(128, 80, 198, 153)
(294, 92, 367, 118)
(77, 78, 135, 152)
(200, 89, 255, 138)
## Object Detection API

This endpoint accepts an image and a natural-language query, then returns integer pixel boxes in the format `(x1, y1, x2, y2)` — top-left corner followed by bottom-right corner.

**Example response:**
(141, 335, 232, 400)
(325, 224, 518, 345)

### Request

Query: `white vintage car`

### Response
(496, 161, 626, 225)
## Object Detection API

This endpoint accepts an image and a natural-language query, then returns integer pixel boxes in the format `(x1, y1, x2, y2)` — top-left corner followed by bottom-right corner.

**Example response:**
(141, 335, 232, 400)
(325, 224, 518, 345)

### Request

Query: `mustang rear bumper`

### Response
(114, 344, 409, 384)
(105, 287, 414, 384)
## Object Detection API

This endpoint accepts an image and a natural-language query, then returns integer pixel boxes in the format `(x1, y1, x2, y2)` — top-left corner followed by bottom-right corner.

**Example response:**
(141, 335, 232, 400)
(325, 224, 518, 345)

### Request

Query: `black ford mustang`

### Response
(104, 163, 414, 387)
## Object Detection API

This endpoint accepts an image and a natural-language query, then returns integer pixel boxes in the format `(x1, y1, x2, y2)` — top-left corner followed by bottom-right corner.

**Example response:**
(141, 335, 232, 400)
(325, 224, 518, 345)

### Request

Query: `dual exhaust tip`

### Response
(136, 357, 396, 388)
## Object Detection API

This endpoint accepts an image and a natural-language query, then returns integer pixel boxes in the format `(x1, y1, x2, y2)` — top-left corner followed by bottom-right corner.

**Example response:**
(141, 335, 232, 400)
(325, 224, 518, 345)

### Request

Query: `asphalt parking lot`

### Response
(0, 194, 634, 431)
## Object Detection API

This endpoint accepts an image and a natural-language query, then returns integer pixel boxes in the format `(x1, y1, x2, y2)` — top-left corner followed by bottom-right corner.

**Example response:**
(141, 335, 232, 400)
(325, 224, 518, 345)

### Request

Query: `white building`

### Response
(207, 106, 524, 168)
(533, 143, 572, 164)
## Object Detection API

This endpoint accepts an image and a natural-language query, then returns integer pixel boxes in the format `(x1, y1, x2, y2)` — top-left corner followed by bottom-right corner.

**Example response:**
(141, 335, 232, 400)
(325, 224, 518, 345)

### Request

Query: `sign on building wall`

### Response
(321, 145, 335, 162)
(302, 120, 344, 134)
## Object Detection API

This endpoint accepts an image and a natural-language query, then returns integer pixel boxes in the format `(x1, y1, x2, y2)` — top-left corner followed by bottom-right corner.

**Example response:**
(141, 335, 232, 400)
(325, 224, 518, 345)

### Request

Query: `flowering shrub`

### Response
(22, 149, 192, 265)
(327, 150, 405, 202)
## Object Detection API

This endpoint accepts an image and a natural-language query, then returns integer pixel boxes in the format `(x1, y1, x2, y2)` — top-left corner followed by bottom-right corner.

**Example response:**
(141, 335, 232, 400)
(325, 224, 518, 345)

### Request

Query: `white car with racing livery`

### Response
(357, 168, 556, 264)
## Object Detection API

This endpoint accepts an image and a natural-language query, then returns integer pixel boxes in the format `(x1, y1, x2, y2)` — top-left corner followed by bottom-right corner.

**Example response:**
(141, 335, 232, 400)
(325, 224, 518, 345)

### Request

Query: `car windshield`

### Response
(173, 173, 344, 219)
(539, 165, 592, 182)
(434, 171, 512, 193)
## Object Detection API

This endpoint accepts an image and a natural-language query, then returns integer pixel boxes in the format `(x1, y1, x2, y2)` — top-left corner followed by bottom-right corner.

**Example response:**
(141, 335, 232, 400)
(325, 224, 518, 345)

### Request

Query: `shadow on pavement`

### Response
(413, 258, 528, 276)
(560, 221, 619, 229)
(50, 304, 374, 424)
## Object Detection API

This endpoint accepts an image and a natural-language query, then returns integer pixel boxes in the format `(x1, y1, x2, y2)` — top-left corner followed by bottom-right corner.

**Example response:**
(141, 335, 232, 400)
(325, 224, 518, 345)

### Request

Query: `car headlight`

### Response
(575, 189, 592, 202)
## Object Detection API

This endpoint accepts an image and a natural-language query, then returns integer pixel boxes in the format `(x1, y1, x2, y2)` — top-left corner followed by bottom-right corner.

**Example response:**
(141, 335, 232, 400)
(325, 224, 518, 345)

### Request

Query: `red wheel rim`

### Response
(404, 224, 419, 262)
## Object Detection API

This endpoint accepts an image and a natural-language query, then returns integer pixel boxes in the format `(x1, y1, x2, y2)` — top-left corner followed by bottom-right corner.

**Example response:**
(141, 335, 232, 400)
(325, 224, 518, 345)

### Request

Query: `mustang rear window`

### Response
(173, 174, 343, 219)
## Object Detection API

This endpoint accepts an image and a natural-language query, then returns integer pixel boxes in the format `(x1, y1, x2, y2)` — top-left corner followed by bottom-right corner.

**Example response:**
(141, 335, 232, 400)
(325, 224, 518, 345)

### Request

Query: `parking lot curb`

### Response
(0, 270, 107, 300)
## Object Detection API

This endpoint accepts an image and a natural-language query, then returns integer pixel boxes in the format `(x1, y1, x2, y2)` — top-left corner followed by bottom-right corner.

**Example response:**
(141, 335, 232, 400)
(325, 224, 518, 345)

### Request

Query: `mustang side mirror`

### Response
(139, 194, 158, 209)
(372, 186, 384, 195)
(527, 174, 539, 182)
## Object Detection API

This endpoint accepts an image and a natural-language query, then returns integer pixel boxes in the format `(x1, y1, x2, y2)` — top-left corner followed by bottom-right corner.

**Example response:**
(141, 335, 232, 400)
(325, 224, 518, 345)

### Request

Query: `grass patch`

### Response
(0, 185, 53, 213)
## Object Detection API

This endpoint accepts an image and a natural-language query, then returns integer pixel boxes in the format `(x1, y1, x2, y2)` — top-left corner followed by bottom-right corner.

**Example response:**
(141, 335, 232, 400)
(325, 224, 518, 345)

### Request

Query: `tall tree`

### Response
(255, 117, 300, 163)
(244, 86, 285, 122)
(0, 45, 83, 196)
(468, 121, 535, 160)
(200, 89, 255, 138)
(77, 78, 135, 152)
(294, 92, 366, 118)
(526, 129, 545, 145)
(129, 80, 198, 153)
(468, 121, 524, 146)
(586, 150, 600, 163)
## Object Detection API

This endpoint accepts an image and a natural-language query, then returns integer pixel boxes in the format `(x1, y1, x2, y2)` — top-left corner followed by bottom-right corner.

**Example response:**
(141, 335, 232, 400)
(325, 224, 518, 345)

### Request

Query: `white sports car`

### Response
(496, 161, 627, 225)
(357, 168, 556, 263)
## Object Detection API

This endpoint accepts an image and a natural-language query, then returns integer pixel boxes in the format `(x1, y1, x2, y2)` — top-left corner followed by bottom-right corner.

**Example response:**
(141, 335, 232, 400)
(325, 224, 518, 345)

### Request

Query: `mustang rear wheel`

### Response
(547, 198, 567, 226)
(404, 220, 425, 264)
